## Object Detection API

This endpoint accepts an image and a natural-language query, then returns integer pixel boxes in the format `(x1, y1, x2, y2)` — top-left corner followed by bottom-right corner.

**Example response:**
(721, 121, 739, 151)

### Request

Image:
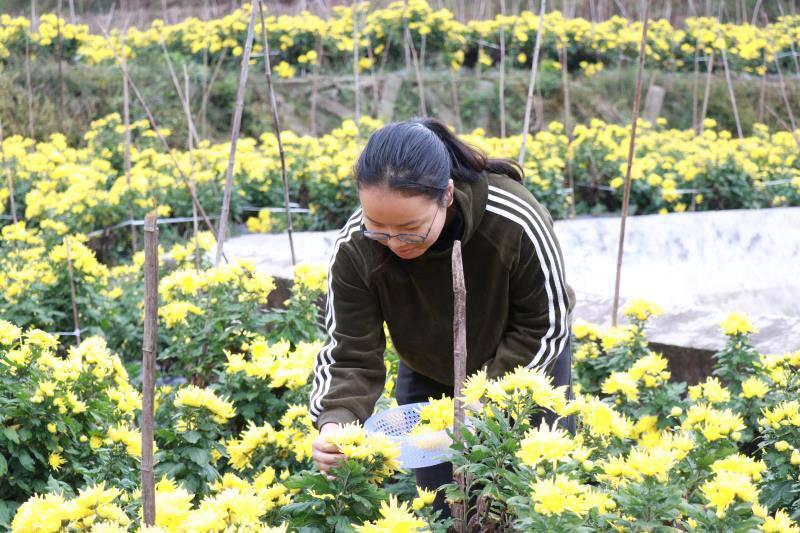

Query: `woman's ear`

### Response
(446, 179, 455, 206)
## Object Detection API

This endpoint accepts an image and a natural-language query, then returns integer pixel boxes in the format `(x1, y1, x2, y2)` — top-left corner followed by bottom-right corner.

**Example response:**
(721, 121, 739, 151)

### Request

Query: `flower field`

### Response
(2, 266, 800, 531)
(2, 113, 798, 255)
(1, 1, 799, 76)
(2, 0, 800, 530)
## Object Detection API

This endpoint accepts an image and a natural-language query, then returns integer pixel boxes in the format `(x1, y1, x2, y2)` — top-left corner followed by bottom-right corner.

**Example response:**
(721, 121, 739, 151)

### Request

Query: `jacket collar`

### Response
(409, 170, 489, 262)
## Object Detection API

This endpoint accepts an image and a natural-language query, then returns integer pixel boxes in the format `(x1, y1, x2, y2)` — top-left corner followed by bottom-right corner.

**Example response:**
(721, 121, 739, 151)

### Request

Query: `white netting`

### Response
(363, 401, 453, 469)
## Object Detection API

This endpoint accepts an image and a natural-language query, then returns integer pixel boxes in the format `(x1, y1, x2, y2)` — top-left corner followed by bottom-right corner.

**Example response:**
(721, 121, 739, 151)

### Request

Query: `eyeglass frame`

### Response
(360, 200, 443, 244)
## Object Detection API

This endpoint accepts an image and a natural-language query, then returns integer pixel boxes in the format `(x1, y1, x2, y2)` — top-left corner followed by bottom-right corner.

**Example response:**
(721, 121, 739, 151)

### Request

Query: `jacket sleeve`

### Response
(308, 241, 387, 431)
(482, 210, 572, 381)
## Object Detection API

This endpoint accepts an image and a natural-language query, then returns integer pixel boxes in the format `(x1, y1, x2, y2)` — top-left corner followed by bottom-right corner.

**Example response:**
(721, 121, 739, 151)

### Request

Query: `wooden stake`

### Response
(691, 45, 700, 131)
(450, 239, 467, 533)
(499, 0, 507, 138)
(716, 4, 743, 139)
(121, 28, 138, 253)
(56, 0, 65, 133)
(183, 65, 202, 270)
(215, 1, 258, 266)
(310, 34, 322, 135)
(764, 11, 800, 149)
(611, 0, 650, 327)
(560, 43, 576, 218)
(257, 0, 297, 266)
(159, 36, 201, 148)
(448, 68, 463, 133)
(64, 237, 81, 345)
(24, 33, 34, 139)
(140, 213, 158, 526)
(403, 0, 427, 116)
(720, 42, 743, 139)
(699, 49, 714, 133)
(773, 55, 800, 149)
(352, 0, 361, 139)
(366, 36, 379, 117)
(518, 0, 546, 166)
(757, 63, 767, 124)
(199, 49, 228, 139)
(776, 3, 800, 77)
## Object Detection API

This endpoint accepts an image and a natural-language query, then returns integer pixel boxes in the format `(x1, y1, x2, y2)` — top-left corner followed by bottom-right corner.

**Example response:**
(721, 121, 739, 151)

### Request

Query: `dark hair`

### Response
(353, 117, 524, 282)
(354, 117, 524, 204)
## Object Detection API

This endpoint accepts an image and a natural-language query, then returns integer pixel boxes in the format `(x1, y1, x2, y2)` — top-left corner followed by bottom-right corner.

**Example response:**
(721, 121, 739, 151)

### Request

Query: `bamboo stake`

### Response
(376, 32, 392, 79)
(97, 21, 224, 259)
(366, 38, 379, 117)
(776, 3, 800, 77)
(698, 50, 714, 133)
(56, 0, 65, 133)
(183, 65, 201, 270)
(121, 28, 138, 253)
(715, 4, 743, 139)
(1, 122, 17, 224)
(24, 33, 34, 139)
(403, 0, 427, 116)
(499, 0, 507, 138)
(140, 213, 158, 526)
(611, 0, 650, 327)
(31, 0, 37, 33)
(200, 49, 229, 139)
(773, 55, 800, 149)
(158, 36, 201, 148)
(719, 42, 743, 139)
(64, 237, 81, 344)
(764, 11, 800, 148)
(560, 43, 576, 219)
(518, 0, 546, 166)
(450, 239, 467, 533)
(691, 45, 700, 131)
(448, 68, 463, 133)
(310, 34, 323, 135)
(757, 61, 767, 123)
(257, 0, 296, 266)
(352, 0, 361, 139)
(420, 32, 426, 69)
(215, 2, 258, 266)
(750, 0, 762, 25)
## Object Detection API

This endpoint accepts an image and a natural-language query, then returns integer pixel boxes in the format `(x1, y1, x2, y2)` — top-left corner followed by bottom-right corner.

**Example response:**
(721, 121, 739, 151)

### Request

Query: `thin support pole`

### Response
(140, 213, 158, 526)
(257, 0, 297, 266)
(611, 0, 650, 327)
(450, 240, 467, 532)
(216, 1, 258, 266)
(518, 0, 546, 166)
(64, 238, 81, 344)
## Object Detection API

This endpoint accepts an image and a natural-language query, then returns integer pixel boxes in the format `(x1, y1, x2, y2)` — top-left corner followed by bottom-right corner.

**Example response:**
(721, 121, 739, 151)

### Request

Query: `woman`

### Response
(309, 117, 576, 517)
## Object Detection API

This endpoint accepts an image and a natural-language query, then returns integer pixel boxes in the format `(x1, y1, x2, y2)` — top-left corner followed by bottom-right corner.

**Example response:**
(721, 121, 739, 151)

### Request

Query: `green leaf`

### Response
(17, 451, 34, 472)
(184, 447, 210, 466)
(182, 431, 201, 444)
(1, 428, 19, 444)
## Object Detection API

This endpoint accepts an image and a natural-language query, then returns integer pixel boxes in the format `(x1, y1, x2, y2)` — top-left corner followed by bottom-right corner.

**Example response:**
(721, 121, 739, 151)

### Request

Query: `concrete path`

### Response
(212, 207, 800, 354)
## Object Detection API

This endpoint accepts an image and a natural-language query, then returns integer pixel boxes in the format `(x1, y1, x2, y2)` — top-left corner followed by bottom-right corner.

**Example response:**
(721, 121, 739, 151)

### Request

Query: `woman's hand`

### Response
(312, 422, 346, 479)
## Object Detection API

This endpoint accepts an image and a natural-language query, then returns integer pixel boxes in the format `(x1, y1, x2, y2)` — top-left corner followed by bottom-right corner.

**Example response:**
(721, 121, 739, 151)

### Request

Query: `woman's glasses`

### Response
(361, 203, 441, 244)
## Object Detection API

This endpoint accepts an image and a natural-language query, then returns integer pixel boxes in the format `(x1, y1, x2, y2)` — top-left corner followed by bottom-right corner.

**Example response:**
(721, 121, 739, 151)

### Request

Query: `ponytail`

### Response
(416, 117, 525, 184)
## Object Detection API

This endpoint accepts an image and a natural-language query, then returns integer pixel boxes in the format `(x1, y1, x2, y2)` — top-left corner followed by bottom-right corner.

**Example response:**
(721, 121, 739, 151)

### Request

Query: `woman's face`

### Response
(358, 180, 454, 260)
